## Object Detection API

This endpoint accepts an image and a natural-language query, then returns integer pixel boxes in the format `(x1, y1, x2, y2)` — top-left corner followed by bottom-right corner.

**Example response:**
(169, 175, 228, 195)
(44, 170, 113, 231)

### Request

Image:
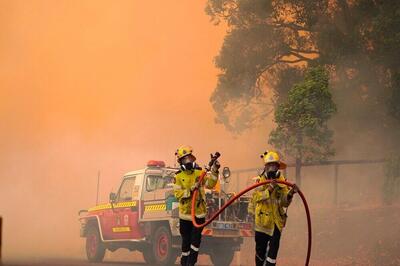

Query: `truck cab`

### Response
(79, 160, 253, 265)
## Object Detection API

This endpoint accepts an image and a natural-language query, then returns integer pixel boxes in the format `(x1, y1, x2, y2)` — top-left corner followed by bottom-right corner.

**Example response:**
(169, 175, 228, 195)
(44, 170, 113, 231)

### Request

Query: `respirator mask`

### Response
(180, 154, 196, 171)
(265, 162, 280, 179)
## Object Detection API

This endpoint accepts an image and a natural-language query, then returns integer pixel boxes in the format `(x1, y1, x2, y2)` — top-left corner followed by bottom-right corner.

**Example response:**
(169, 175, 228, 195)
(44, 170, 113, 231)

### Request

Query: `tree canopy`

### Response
(206, 0, 400, 141)
(269, 66, 336, 162)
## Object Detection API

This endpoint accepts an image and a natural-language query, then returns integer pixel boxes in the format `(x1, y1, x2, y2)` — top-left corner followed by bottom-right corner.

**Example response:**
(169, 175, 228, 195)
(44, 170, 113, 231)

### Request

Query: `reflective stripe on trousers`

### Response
(179, 218, 205, 266)
(255, 225, 281, 266)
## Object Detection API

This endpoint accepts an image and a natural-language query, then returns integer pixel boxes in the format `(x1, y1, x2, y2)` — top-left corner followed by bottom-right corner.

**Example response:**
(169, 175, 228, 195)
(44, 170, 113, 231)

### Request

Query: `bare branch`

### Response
(288, 51, 314, 62)
(272, 21, 314, 32)
(278, 59, 307, 64)
(290, 48, 320, 54)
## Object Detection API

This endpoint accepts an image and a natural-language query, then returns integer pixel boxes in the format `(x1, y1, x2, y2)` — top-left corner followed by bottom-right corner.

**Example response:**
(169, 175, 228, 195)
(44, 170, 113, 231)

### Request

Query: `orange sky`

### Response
(0, 0, 272, 259)
(0, 0, 272, 163)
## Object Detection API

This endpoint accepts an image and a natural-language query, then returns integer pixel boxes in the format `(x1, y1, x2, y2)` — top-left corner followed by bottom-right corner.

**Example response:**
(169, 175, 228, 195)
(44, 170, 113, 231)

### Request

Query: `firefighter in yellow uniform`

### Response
(248, 151, 299, 266)
(173, 146, 219, 266)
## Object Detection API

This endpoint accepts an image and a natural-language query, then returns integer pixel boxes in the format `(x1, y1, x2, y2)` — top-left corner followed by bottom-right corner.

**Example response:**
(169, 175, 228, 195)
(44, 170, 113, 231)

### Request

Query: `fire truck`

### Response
(78, 160, 253, 265)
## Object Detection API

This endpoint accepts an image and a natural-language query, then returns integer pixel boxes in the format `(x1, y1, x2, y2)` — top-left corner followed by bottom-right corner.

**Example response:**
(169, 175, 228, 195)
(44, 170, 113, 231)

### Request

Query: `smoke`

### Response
(1, 1, 399, 265)
(0, 0, 271, 262)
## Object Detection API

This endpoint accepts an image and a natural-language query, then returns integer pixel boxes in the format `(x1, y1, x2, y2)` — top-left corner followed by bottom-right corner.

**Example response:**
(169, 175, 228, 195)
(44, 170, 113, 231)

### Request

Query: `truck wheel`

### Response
(151, 225, 177, 265)
(210, 248, 235, 266)
(86, 226, 106, 262)
(142, 244, 156, 265)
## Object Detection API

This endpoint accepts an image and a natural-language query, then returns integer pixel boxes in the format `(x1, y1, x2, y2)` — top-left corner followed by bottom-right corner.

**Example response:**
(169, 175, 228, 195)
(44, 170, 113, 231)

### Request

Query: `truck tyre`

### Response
(142, 244, 156, 265)
(150, 225, 177, 265)
(210, 248, 235, 266)
(86, 226, 106, 262)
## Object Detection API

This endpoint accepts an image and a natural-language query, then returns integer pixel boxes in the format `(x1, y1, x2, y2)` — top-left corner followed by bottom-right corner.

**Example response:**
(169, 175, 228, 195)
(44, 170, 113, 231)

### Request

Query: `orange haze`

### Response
(0, 0, 271, 259)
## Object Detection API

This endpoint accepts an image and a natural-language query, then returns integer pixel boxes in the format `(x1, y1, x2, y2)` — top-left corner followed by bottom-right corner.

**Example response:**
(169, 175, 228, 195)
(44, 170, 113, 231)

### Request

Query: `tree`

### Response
(388, 73, 400, 123)
(268, 67, 336, 186)
(383, 155, 400, 205)
(206, 0, 400, 146)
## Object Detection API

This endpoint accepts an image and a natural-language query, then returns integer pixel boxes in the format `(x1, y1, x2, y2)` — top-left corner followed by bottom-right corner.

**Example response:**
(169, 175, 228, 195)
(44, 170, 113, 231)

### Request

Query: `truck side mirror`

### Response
(222, 167, 231, 183)
(109, 192, 117, 203)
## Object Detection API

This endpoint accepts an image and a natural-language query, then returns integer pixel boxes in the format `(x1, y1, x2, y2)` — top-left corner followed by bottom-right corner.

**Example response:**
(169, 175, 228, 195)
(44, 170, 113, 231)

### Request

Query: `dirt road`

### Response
(1, 258, 189, 266)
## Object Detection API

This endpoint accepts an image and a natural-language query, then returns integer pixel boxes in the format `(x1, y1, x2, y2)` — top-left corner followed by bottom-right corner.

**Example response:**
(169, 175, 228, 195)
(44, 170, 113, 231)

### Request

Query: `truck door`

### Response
(109, 176, 142, 240)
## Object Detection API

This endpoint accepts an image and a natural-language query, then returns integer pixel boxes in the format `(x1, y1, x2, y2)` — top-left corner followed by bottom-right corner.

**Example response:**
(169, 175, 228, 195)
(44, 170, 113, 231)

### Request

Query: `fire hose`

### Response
(191, 171, 312, 266)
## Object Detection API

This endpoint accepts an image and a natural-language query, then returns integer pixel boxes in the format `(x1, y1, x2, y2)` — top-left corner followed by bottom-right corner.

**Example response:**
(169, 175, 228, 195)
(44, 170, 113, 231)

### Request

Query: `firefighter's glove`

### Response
(267, 180, 277, 193)
(211, 160, 220, 174)
(190, 182, 200, 192)
(288, 184, 299, 198)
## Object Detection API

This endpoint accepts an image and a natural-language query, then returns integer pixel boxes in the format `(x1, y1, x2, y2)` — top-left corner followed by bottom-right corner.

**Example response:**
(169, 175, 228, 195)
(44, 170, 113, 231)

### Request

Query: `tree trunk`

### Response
(295, 157, 302, 187)
(296, 130, 303, 187)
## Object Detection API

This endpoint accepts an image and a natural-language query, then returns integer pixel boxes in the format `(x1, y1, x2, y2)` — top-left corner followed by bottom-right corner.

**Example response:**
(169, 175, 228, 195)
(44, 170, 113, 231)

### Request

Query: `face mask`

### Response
(181, 162, 195, 171)
(179, 155, 196, 171)
(266, 170, 280, 179)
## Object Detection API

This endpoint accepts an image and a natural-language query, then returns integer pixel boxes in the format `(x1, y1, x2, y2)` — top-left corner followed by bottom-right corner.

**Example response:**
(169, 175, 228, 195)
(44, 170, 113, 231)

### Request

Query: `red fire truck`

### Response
(78, 160, 253, 265)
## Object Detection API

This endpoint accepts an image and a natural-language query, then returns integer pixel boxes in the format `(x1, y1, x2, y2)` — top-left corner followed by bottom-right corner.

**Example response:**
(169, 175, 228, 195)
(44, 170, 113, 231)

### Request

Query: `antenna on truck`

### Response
(96, 170, 100, 205)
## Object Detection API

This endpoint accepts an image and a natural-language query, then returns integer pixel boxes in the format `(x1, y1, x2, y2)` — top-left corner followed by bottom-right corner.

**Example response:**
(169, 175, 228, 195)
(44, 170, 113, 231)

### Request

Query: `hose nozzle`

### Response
(207, 152, 220, 170)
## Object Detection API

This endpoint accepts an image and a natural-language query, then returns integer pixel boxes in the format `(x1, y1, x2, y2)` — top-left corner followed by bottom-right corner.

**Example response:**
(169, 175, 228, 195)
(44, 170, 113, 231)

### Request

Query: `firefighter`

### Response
(173, 145, 219, 266)
(248, 151, 299, 266)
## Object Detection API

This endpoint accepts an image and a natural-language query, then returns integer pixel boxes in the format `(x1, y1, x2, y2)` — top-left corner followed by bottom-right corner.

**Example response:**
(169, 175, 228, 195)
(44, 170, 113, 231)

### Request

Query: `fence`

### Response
(230, 159, 386, 205)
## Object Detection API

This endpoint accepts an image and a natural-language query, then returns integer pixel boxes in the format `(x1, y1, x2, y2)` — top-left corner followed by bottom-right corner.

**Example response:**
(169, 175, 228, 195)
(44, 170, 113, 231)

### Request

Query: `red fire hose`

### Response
(191, 172, 312, 266)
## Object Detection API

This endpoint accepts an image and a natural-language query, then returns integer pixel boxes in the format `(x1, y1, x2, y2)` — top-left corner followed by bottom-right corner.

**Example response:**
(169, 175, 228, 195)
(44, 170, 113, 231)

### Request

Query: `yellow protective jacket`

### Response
(173, 168, 218, 221)
(248, 174, 292, 236)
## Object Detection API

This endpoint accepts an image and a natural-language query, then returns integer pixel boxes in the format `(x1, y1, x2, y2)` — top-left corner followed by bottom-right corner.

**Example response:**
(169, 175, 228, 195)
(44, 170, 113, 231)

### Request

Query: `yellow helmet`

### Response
(260, 151, 287, 169)
(175, 145, 194, 160)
